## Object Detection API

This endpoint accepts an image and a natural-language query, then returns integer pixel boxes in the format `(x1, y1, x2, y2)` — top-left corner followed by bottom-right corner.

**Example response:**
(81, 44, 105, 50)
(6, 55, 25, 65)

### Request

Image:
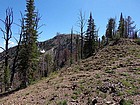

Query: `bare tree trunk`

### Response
(10, 15, 24, 85)
(70, 27, 73, 65)
(77, 11, 86, 59)
(75, 35, 79, 62)
(0, 8, 13, 91)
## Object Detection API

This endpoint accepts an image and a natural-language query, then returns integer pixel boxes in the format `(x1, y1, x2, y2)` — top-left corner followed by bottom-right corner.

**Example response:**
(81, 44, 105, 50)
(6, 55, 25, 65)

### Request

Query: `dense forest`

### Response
(0, 0, 140, 104)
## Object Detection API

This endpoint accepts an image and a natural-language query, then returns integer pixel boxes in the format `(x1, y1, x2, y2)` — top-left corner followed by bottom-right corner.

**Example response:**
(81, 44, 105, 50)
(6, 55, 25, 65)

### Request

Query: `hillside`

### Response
(0, 39, 140, 105)
(0, 34, 79, 90)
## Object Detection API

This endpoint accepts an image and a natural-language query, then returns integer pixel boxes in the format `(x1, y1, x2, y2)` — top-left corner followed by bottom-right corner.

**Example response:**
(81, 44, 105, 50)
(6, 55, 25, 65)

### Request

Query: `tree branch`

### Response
(0, 47, 5, 51)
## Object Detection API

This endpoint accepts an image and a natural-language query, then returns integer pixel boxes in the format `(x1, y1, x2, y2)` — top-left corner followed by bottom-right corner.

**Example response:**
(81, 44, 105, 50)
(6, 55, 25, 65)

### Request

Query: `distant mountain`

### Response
(0, 34, 80, 90)
(0, 34, 79, 62)
(38, 34, 80, 67)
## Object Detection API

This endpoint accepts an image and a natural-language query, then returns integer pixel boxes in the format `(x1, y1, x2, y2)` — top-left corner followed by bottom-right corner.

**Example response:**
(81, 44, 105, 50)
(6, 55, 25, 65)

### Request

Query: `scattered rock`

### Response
(71, 100, 78, 104)
(71, 83, 77, 90)
(49, 95, 58, 101)
(106, 101, 113, 105)
(119, 63, 125, 67)
(92, 98, 98, 105)
(97, 86, 109, 93)
(109, 86, 116, 94)
(119, 99, 125, 105)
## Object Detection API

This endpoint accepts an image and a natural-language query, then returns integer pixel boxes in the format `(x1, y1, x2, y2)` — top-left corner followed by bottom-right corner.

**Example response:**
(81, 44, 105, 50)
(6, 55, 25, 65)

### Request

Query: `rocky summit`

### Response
(0, 39, 140, 105)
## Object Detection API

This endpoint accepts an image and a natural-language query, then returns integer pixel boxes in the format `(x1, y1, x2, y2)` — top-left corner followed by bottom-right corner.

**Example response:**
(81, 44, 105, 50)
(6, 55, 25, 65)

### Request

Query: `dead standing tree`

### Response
(70, 27, 73, 65)
(0, 8, 13, 91)
(10, 12, 24, 87)
(77, 11, 86, 59)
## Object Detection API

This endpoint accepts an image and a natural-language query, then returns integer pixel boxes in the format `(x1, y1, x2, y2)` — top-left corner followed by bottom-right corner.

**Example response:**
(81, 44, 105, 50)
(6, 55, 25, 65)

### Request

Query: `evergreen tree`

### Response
(19, 0, 39, 88)
(101, 35, 106, 47)
(105, 18, 116, 42)
(118, 13, 125, 38)
(84, 13, 97, 58)
(44, 54, 52, 77)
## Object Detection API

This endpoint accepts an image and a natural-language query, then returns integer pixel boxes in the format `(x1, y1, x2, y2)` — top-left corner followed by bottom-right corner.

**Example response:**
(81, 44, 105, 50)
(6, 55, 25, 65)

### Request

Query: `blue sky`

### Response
(0, 0, 140, 51)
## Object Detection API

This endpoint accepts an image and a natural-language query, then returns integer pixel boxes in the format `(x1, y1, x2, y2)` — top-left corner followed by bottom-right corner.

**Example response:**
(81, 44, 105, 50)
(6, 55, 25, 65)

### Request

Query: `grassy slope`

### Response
(0, 39, 140, 105)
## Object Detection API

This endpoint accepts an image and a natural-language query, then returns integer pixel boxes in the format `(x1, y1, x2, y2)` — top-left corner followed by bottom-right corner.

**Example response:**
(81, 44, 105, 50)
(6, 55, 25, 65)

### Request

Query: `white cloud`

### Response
(0, 44, 4, 53)
(0, 45, 3, 53)
(0, 40, 15, 53)
(4, 40, 15, 45)
(3, 40, 15, 49)
(9, 40, 14, 45)
(0, 48, 3, 53)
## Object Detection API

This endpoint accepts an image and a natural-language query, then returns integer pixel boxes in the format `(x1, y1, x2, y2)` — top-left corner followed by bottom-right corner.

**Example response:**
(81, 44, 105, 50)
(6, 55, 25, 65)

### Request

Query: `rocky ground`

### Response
(0, 39, 140, 105)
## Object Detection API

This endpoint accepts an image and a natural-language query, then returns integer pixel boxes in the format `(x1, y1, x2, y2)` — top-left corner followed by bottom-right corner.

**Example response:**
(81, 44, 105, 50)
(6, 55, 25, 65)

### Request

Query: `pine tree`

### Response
(19, 0, 39, 88)
(105, 18, 116, 42)
(44, 54, 52, 77)
(118, 13, 125, 38)
(83, 13, 97, 58)
(101, 35, 106, 47)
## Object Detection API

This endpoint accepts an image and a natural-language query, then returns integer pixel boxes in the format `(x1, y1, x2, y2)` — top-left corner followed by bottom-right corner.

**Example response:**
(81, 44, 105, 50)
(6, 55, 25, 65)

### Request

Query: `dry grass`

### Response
(0, 39, 140, 105)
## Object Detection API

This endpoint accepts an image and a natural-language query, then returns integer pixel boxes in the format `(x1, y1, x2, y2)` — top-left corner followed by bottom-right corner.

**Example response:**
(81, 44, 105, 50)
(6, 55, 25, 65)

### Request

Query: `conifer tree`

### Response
(118, 13, 125, 38)
(83, 13, 97, 58)
(19, 0, 39, 88)
(101, 35, 106, 47)
(105, 18, 116, 42)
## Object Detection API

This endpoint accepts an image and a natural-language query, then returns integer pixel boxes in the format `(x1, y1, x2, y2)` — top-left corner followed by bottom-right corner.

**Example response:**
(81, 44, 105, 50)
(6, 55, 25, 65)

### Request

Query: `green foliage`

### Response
(101, 35, 106, 46)
(134, 39, 140, 45)
(73, 89, 81, 95)
(44, 54, 52, 76)
(120, 72, 129, 76)
(87, 98, 92, 105)
(57, 100, 67, 105)
(117, 91, 124, 96)
(95, 74, 101, 79)
(125, 88, 138, 95)
(45, 54, 52, 63)
(71, 95, 78, 100)
(4, 66, 10, 89)
(118, 13, 125, 38)
(113, 32, 120, 42)
(18, 0, 39, 87)
(121, 79, 132, 88)
(73, 65, 80, 72)
(120, 99, 134, 105)
(105, 68, 115, 74)
(105, 18, 116, 41)
(83, 13, 98, 58)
